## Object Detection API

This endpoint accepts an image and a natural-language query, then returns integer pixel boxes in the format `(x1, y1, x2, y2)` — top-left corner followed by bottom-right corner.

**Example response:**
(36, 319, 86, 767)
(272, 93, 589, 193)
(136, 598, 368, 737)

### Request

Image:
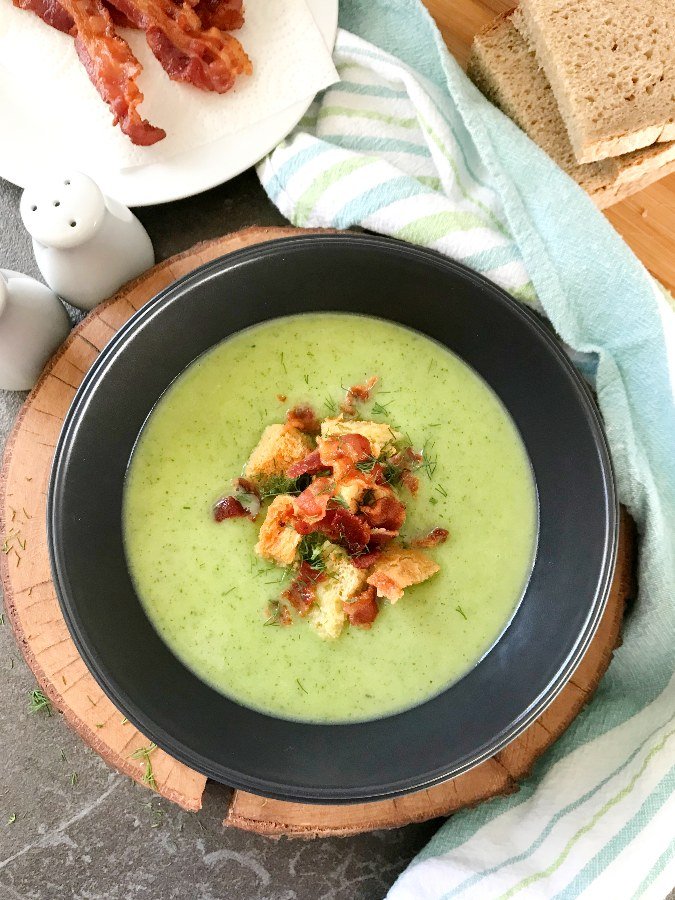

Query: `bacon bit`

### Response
(410, 528, 450, 548)
(232, 477, 261, 519)
(367, 528, 399, 548)
(314, 508, 370, 554)
(400, 470, 420, 494)
(286, 449, 325, 479)
(279, 605, 292, 626)
(283, 562, 322, 616)
(341, 376, 378, 416)
(57, 0, 166, 145)
(350, 550, 382, 569)
(294, 476, 335, 522)
(319, 433, 371, 479)
(276, 394, 287, 403)
(286, 404, 321, 435)
(360, 495, 406, 531)
(213, 495, 248, 521)
(343, 586, 379, 627)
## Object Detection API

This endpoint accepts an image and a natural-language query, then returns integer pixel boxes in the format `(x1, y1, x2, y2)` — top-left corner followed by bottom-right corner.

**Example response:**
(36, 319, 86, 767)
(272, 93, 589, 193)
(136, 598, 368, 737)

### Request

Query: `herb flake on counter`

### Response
(130, 743, 158, 791)
(7, 813, 15, 825)
(29, 689, 52, 717)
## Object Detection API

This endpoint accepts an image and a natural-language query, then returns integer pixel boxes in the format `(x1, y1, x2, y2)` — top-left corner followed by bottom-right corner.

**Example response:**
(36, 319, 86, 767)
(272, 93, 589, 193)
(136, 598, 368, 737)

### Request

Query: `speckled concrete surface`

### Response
(0, 173, 442, 900)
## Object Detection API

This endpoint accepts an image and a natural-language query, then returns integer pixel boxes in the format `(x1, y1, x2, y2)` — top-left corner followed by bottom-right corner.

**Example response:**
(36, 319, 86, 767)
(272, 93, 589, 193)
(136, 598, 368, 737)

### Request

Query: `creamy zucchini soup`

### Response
(123, 314, 537, 723)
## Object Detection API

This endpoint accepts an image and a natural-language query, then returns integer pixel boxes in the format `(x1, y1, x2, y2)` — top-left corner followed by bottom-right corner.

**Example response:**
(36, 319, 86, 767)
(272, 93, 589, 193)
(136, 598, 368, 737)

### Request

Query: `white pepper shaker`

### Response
(20, 172, 154, 311)
(0, 270, 70, 390)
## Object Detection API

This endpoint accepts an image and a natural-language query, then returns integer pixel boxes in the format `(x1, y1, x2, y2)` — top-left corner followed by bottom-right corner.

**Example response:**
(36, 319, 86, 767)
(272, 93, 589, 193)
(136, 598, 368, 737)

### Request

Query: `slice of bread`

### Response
(516, 0, 675, 163)
(468, 12, 675, 208)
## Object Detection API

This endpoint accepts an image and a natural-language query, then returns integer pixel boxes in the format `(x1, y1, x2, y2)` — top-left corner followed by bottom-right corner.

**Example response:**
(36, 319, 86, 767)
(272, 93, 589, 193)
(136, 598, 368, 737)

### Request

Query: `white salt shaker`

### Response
(0, 270, 70, 390)
(20, 172, 154, 311)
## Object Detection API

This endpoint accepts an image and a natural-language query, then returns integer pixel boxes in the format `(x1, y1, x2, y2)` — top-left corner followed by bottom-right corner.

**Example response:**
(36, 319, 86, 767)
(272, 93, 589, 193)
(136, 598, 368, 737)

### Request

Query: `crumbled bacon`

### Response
(213, 495, 248, 521)
(13, 0, 74, 32)
(410, 528, 450, 548)
(232, 477, 261, 519)
(350, 550, 382, 569)
(341, 376, 378, 416)
(286, 404, 321, 435)
(400, 470, 420, 494)
(360, 494, 406, 531)
(367, 527, 398, 548)
(343, 586, 379, 627)
(314, 508, 370, 554)
(282, 562, 321, 616)
(319, 433, 371, 480)
(57, 0, 166, 145)
(286, 449, 325, 479)
(107, 0, 251, 93)
(294, 476, 335, 522)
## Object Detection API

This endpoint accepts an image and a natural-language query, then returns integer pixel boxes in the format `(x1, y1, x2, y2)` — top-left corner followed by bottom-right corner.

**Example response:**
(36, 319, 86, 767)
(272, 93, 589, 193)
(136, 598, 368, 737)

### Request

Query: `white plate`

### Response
(0, 0, 337, 208)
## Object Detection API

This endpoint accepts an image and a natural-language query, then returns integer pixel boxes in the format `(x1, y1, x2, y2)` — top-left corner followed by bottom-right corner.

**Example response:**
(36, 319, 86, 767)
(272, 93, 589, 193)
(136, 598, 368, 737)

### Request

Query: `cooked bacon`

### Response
(232, 477, 261, 519)
(410, 527, 450, 548)
(107, 0, 251, 93)
(314, 508, 370, 554)
(400, 470, 419, 494)
(193, 0, 244, 30)
(319, 433, 371, 480)
(13, 0, 74, 32)
(350, 550, 382, 569)
(286, 450, 325, 480)
(104, 0, 134, 25)
(360, 494, 406, 531)
(367, 527, 398, 548)
(282, 562, 321, 616)
(286, 404, 321, 435)
(343, 586, 379, 627)
(294, 476, 335, 523)
(341, 375, 378, 416)
(57, 0, 166, 145)
(213, 495, 248, 521)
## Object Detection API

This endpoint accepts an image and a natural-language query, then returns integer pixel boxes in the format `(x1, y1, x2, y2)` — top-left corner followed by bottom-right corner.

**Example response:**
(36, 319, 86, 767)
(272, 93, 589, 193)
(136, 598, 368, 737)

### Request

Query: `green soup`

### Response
(123, 314, 537, 723)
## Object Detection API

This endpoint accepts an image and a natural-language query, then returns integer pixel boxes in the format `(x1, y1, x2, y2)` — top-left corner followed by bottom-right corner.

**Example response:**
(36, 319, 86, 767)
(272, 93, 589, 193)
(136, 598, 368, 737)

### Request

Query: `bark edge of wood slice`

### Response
(0, 225, 634, 835)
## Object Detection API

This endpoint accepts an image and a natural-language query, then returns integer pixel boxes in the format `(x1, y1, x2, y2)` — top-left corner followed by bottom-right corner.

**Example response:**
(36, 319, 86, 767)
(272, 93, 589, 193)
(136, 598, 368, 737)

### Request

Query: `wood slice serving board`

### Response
(1, 226, 634, 837)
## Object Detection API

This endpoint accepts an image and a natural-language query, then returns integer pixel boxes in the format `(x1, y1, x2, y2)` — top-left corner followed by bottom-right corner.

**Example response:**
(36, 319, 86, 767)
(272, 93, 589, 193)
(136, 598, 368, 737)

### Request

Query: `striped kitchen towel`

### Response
(257, 2, 675, 897)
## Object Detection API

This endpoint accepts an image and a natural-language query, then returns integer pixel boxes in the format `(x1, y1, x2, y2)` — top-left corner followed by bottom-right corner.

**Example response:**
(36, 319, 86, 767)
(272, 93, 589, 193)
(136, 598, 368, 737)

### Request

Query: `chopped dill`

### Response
(263, 600, 281, 626)
(222, 586, 236, 597)
(324, 396, 337, 415)
(0, 613, 4, 626)
(121, 717, 128, 725)
(70, 773, 78, 786)
(371, 400, 392, 416)
(7, 813, 15, 825)
(94, 723, 104, 729)
(60, 750, 67, 762)
(22, 508, 31, 520)
(456, 605, 468, 620)
(435, 484, 448, 498)
(304, 374, 310, 386)
(130, 743, 158, 791)
(280, 351, 287, 373)
(298, 533, 327, 571)
(29, 689, 52, 717)
(296, 678, 308, 694)
(257, 473, 298, 501)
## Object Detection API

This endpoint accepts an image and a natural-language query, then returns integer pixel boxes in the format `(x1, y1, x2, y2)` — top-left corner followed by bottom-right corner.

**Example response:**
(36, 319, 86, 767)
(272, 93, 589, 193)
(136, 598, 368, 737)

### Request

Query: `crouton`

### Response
(321, 417, 400, 459)
(309, 544, 367, 640)
(254, 495, 301, 566)
(367, 547, 439, 603)
(244, 424, 312, 480)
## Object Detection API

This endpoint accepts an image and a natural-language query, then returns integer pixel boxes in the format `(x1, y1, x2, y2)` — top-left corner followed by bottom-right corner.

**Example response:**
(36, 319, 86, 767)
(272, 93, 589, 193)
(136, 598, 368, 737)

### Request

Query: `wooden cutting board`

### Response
(424, 0, 675, 295)
(1, 227, 634, 836)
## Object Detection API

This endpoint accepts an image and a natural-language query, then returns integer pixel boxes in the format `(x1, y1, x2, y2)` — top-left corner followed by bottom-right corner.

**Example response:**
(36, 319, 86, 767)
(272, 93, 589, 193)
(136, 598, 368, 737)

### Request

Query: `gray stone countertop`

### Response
(0, 174, 441, 900)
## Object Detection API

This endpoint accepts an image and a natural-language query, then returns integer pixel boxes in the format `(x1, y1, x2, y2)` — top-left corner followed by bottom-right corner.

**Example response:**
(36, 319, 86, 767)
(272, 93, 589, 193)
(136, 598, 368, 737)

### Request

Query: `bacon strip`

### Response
(57, 0, 166, 145)
(193, 0, 243, 30)
(360, 493, 406, 531)
(107, 0, 251, 92)
(286, 449, 325, 479)
(13, 0, 74, 32)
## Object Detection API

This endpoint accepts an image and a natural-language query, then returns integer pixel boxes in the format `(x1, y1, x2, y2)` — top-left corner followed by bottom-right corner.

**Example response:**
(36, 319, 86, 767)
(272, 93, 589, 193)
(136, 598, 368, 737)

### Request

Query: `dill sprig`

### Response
(371, 400, 392, 417)
(324, 396, 337, 415)
(29, 689, 52, 717)
(257, 474, 299, 501)
(298, 533, 327, 571)
(130, 743, 158, 791)
(296, 678, 308, 694)
(263, 599, 282, 626)
(456, 605, 468, 620)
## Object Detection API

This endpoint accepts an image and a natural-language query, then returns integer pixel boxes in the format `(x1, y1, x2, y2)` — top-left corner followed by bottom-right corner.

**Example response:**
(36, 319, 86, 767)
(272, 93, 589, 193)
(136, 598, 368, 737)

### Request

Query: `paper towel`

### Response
(0, 0, 338, 171)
